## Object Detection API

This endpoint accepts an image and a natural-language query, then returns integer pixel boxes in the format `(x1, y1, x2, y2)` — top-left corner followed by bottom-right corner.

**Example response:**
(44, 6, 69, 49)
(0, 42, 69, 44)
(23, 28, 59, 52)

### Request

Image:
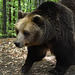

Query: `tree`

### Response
(18, 0, 21, 10)
(3, 0, 7, 36)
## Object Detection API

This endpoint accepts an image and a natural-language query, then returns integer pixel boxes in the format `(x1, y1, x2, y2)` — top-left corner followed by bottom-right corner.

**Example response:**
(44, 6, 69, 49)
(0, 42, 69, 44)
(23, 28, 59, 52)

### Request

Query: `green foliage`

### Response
(0, 0, 59, 38)
(50, 0, 59, 2)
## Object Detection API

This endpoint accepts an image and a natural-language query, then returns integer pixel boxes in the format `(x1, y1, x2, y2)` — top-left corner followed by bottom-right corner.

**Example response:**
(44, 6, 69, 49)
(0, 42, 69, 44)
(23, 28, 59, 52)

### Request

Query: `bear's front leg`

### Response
(21, 45, 46, 74)
(21, 54, 34, 74)
(21, 47, 35, 74)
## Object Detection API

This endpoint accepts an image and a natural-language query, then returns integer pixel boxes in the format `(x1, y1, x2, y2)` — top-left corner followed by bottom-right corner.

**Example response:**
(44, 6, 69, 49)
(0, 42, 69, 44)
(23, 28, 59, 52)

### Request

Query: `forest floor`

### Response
(0, 38, 75, 75)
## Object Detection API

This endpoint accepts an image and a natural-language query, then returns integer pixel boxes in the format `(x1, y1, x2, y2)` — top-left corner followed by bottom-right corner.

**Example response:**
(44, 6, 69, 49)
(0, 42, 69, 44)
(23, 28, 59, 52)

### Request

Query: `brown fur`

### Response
(14, 1, 75, 75)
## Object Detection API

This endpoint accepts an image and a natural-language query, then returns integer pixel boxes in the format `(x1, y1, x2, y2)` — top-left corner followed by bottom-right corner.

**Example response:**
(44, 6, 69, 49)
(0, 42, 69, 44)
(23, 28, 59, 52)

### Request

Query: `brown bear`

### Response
(14, 0, 75, 75)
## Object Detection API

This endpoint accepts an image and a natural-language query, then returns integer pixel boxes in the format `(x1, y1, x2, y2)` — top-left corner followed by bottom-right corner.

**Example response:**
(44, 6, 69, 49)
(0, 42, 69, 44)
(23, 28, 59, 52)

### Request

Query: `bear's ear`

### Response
(18, 10, 27, 19)
(32, 15, 44, 26)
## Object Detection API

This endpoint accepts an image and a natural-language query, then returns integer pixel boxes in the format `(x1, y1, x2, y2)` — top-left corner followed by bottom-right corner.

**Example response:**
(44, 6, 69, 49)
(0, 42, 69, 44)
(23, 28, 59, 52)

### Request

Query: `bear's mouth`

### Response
(25, 42, 39, 46)
(24, 42, 32, 46)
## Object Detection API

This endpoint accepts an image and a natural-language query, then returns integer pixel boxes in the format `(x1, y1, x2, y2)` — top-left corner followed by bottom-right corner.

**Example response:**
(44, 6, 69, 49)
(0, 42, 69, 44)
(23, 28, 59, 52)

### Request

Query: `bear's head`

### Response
(14, 10, 45, 48)
(14, 2, 61, 48)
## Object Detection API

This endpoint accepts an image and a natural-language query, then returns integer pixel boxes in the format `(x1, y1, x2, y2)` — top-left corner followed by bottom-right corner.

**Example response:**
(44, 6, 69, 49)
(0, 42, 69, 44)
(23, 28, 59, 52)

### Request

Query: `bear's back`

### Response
(60, 0, 75, 14)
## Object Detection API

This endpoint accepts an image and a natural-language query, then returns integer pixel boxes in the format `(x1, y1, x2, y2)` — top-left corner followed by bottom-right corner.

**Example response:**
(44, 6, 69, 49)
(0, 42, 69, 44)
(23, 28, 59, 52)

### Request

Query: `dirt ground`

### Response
(0, 38, 75, 75)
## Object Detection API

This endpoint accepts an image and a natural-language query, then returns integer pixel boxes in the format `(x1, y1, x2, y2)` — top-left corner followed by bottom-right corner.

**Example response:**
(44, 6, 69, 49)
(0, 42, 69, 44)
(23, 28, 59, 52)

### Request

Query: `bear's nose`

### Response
(14, 42, 20, 47)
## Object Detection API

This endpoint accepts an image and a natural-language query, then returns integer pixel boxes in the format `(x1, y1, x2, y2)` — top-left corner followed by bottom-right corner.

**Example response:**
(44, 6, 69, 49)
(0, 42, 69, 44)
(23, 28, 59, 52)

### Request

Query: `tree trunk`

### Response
(3, 0, 7, 37)
(9, 0, 11, 25)
(18, 0, 21, 10)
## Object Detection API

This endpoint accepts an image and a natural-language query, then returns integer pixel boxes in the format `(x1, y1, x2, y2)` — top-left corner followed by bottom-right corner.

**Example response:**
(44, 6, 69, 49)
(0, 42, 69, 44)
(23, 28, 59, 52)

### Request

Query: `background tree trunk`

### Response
(18, 0, 21, 10)
(3, 0, 7, 37)
(9, 0, 11, 25)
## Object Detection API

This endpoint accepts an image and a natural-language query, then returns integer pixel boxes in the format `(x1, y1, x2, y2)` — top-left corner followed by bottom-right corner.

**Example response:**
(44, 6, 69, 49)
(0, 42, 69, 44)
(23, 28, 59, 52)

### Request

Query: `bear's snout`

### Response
(14, 42, 20, 47)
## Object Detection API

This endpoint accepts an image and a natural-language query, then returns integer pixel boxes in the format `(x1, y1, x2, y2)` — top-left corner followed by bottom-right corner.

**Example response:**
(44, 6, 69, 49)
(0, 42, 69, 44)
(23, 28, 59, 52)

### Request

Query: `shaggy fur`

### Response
(15, 0, 75, 75)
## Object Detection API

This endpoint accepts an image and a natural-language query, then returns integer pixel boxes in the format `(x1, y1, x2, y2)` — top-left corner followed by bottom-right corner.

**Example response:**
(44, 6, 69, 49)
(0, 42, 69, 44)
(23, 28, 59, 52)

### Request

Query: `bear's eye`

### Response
(23, 31, 30, 36)
(16, 29, 19, 35)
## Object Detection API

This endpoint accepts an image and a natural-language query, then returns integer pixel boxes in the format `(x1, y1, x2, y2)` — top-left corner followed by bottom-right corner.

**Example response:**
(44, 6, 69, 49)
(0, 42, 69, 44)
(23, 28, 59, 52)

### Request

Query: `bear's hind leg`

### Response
(49, 48, 74, 75)
(49, 61, 68, 75)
